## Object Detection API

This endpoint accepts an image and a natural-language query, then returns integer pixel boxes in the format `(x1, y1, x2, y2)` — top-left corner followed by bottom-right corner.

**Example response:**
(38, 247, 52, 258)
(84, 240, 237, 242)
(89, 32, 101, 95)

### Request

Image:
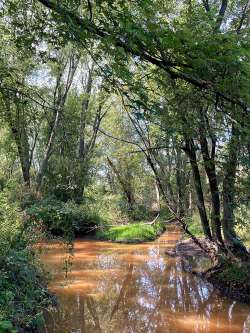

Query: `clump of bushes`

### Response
(26, 197, 104, 240)
(96, 221, 165, 243)
(0, 192, 53, 332)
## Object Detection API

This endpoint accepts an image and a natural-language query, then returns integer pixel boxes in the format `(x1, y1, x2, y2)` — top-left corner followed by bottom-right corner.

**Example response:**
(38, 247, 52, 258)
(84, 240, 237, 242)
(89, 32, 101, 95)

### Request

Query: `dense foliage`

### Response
(26, 197, 103, 239)
(0, 192, 53, 332)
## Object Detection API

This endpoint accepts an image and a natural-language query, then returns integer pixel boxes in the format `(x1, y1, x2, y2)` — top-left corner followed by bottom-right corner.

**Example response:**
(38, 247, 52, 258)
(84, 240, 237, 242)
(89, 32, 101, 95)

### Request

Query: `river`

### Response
(40, 224, 250, 333)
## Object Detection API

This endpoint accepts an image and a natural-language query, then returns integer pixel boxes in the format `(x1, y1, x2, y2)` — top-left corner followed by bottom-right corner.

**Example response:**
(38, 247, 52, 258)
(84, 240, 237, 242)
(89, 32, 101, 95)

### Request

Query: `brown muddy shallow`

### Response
(39, 224, 250, 333)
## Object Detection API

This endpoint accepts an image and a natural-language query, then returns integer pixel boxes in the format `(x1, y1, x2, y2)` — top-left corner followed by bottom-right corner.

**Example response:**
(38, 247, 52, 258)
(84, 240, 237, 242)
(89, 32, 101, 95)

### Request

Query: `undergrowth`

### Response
(0, 191, 53, 333)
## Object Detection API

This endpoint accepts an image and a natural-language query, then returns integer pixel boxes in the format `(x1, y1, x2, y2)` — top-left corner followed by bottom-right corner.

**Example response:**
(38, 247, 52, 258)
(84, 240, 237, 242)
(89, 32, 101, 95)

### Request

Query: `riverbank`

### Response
(175, 236, 250, 304)
(96, 220, 166, 243)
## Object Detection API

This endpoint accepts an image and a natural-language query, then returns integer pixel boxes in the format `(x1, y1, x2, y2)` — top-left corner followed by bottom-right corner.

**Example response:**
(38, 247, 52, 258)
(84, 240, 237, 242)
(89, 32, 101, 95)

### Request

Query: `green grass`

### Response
(96, 221, 165, 243)
(184, 213, 204, 238)
(235, 225, 250, 248)
(187, 212, 250, 248)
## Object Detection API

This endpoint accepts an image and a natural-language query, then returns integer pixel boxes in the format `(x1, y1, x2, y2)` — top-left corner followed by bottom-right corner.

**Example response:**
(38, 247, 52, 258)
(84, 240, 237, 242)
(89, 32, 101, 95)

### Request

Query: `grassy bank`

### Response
(96, 220, 165, 243)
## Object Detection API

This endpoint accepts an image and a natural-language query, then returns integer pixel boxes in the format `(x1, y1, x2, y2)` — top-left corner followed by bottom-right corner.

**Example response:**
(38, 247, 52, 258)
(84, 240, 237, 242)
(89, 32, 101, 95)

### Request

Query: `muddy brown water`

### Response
(39, 224, 250, 333)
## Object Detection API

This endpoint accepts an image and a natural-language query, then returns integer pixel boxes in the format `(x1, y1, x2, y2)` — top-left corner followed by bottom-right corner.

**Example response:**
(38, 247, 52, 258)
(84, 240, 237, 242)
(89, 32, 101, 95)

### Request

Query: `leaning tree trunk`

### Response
(222, 124, 249, 258)
(184, 138, 212, 240)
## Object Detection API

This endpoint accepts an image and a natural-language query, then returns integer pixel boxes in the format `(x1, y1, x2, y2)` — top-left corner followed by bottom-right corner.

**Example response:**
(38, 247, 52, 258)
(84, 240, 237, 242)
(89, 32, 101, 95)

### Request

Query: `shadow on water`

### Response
(39, 225, 250, 333)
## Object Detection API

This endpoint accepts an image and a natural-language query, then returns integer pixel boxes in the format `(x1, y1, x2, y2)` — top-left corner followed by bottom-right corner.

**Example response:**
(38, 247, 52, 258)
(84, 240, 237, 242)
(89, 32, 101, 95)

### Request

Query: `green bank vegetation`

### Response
(0, 191, 54, 333)
(97, 220, 166, 243)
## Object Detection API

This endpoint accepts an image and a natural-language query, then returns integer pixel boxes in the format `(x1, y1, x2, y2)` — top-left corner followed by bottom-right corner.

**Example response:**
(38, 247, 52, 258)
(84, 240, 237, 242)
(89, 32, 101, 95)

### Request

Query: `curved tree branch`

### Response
(37, 0, 248, 111)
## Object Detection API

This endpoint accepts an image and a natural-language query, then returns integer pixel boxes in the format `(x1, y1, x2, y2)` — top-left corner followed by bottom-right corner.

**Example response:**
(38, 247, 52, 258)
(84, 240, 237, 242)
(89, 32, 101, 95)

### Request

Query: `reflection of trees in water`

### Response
(43, 243, 250, 333)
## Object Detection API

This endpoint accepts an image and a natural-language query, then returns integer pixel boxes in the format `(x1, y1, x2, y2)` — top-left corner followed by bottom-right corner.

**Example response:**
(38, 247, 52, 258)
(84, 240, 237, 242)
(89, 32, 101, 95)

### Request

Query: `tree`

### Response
(36, 47, 80, 190)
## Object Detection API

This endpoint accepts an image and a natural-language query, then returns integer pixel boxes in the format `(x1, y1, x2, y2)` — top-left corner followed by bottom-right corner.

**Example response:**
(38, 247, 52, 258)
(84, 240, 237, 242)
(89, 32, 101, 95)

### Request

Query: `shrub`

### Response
(0, 193, 21, 256)
(0, 249, 52, 333)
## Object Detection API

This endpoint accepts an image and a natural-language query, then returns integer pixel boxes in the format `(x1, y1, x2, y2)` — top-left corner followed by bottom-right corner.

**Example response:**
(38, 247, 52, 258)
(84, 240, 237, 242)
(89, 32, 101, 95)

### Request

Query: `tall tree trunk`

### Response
(222, 124, 248, 256)
(36, 51, 79, 190)
(20, 134, 31, 187)
(184, 138, 212, 240)
(176, 148, 187, 217)
(4, 99, 31, 187)
(150, 149, 176, 207)
(154, 180, 161, 212)
(199, 118, 223, 244)
(36, 106, 61, 190)
(78, 65, 93, 158)
(73, 64, 94, 202)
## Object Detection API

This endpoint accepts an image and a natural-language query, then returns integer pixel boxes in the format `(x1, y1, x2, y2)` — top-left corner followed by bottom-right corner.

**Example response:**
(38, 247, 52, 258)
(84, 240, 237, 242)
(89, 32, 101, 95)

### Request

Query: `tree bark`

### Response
(3, 98, 31, 187)
(36, 51, 79, 190)
(154, 180, 161, 212)
(198, 111, 223, 244)
(184, 138, 212, 240)
(215, 0, 228, 31)
(200, 137, 223, 243)
(36, 105, 61, 190)
(176, 148, 188, 217)
(72, 65, 94, 202)
(222, 124, 248, 256)
(78, 65, 93, 159)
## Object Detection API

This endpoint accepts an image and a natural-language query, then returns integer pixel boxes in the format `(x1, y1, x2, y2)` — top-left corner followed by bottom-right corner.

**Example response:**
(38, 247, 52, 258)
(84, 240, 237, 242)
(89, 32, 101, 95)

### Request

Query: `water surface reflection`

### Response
(40, 225, 250, 333)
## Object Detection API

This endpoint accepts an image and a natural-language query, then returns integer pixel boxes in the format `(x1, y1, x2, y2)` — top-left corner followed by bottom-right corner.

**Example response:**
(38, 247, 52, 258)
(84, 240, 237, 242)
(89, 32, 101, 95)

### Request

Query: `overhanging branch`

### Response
(37, 0, 248, 111)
